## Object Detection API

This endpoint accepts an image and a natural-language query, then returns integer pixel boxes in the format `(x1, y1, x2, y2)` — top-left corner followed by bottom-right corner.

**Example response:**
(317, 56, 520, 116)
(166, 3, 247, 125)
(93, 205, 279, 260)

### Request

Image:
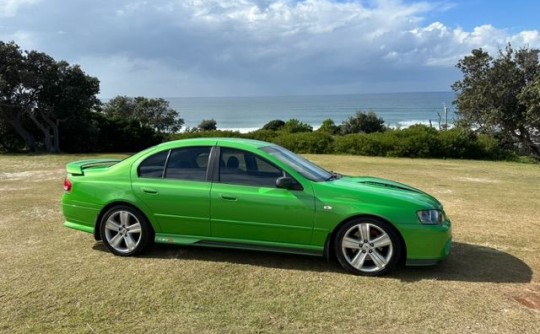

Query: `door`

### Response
(132, 146, 213, 236)
(210, 147, 315, 245)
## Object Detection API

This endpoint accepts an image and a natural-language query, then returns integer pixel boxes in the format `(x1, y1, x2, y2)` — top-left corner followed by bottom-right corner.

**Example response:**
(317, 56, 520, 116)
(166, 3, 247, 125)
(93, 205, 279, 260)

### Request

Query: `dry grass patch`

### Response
(0, 154, 539, 333)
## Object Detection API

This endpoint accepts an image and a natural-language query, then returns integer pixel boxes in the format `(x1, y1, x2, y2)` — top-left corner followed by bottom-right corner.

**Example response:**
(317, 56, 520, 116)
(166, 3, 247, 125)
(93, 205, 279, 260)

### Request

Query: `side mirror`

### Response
(276, 176, 294, 189)
(276, 176, 303, 190)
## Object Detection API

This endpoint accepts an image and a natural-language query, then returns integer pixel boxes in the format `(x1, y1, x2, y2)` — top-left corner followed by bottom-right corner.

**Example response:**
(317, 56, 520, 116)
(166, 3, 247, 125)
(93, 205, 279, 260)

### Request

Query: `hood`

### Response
(317, 175, 442, 209)
(350, 176, 426, 193)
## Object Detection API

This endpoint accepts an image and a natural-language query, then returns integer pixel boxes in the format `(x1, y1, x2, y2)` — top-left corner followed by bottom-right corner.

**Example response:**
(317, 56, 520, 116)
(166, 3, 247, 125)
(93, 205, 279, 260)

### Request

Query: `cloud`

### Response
(1, 0, 539, 97)
(0, 0, 40, 17)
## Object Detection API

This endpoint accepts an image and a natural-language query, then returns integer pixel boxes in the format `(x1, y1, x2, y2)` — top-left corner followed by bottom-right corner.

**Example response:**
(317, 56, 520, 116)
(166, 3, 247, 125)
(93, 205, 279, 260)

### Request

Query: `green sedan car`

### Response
(62, 138, 451, 276)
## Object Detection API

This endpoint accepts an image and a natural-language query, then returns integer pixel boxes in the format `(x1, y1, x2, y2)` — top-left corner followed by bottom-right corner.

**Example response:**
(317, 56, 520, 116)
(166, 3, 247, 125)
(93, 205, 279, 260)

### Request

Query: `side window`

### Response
(219, 148, 283, 187)
(138, 150, 169, 178)
(165, 146, 211, 181)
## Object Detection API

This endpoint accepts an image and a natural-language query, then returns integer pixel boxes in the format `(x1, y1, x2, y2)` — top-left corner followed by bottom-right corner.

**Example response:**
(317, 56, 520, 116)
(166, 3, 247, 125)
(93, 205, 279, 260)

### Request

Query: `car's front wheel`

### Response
(334, 218, 402, 276)
(100, 205, 152, 256)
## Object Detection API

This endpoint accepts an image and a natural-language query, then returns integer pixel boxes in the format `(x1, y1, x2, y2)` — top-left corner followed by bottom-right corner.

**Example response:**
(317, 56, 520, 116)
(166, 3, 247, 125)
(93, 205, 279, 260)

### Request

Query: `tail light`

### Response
(64, 177, 72, 192)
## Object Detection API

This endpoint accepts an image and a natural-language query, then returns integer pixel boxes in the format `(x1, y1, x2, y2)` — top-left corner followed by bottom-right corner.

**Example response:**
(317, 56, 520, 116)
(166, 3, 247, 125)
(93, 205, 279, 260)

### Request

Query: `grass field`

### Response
(0, 154, 539, 333)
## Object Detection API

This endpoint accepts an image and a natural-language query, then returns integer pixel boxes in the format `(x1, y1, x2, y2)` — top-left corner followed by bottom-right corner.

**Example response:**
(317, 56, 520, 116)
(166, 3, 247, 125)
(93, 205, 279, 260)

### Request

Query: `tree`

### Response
(0, 41, 100, 152)
(0, 41, 39, 151)
(317, 118, 340, 134)
(340, 111, 385, 134)
(282, 119, 313, 133)
(0, 119, 25, 152)
(102, 96, 183, 134)
(518, 75, 540, 138)
(27, 52, 100, 152)
(198, 119, 217, 131)
(90, 113, 163, 152)
(262, 119, 285, 131)
(452, 45, 540, 158)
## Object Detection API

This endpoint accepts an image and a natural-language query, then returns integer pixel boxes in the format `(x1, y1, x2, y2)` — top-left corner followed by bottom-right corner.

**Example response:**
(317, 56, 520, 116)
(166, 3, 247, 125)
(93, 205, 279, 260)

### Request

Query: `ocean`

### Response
(166, 91, 456, 132)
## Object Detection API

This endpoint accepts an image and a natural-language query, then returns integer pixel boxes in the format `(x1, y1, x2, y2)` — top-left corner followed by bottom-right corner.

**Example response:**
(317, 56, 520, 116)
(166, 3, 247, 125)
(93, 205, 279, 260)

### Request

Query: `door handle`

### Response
(142, 187, 158, 194)
(220, 194, 237, 201)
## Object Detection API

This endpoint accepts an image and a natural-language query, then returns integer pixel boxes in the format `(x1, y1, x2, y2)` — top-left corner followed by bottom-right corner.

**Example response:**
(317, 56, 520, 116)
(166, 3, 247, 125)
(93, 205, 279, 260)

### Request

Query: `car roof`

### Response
(157, 137, 272, 150)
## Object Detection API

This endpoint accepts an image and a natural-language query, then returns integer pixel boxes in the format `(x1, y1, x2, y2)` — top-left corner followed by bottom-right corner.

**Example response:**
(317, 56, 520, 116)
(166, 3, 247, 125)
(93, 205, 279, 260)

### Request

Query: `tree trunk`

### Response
(516, 126, 540, 159)
(45, 116, 61, 153)
(52, 122, 60, 153)
(40, 110, 62, 153)
(1, 107, 39, 152)
(27, 111, 55, 153)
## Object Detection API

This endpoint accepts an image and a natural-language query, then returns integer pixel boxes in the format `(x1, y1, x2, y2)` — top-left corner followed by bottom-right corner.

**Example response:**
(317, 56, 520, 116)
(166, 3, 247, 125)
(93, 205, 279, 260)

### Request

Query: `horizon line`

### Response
(99, 91, 454, 100)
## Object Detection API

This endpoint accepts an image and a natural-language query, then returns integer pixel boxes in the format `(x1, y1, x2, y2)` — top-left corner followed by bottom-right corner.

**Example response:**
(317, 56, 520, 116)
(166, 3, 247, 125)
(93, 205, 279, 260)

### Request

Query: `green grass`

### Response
(1, 154, 539, 333)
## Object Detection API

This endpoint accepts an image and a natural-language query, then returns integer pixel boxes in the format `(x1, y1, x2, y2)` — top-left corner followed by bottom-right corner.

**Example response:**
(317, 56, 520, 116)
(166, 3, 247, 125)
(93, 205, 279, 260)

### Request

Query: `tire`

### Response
(100, 205, 152, 256)
(334, 217, 402, 276)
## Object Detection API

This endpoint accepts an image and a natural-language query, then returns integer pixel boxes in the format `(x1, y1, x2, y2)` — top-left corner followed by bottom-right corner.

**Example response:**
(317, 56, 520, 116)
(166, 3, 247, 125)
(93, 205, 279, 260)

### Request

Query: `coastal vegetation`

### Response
(452, 45, 540, 159)
(1, 40, 539, 161)
(0, 41, 182, 153)
(170, 123, 505, 160)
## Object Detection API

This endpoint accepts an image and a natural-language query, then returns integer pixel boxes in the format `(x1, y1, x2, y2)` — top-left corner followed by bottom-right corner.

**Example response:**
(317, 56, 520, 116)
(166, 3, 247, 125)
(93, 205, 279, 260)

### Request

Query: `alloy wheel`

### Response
(103, 210, 143, 254)
(340, 222, 394, 273)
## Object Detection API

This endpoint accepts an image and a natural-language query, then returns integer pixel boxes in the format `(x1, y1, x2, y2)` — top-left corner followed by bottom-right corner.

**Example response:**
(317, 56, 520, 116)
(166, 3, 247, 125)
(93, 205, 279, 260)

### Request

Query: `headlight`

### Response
(417, 209, 445, 225)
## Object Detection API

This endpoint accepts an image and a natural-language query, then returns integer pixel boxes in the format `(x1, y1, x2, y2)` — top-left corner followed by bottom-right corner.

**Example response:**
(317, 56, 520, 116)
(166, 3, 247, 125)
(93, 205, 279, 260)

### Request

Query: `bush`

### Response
(165, 121, 511, 161)
(273, 132, 333, 154)
(341, 111, 385, 134)
(438, 128, 481, 159)
(386, 125, 441, 158)
(317, 119, 340, 134)
(262, 120, 285, 131)
(198, 119, 217, 131)
(246, 129, 277, 142)
(476, 134, 506, 160)
(282, 119, 313, 133)
(92, 114, 163, 153)
(170, 130, 243, 141)
(334, 134, 386, 156)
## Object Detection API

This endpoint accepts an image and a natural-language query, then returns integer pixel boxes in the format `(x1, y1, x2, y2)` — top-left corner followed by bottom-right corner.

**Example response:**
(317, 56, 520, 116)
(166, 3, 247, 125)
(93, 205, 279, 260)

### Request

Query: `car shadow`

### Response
(92, 241, 532, 283)
(392, 242, 533, 283)
(93, 241, 340, 273)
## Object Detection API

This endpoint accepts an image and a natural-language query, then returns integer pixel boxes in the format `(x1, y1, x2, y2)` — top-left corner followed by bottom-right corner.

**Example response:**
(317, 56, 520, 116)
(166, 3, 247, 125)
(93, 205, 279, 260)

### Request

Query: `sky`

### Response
(1, 0, 539, 98)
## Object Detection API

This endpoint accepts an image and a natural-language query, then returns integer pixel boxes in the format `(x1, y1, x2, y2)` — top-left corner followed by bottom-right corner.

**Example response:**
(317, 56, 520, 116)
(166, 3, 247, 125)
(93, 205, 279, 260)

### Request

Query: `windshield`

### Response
(261, 145, 332, 182)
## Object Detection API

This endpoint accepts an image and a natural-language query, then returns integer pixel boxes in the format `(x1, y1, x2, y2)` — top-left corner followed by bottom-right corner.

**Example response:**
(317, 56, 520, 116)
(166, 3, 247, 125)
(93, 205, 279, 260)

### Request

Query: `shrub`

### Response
(93, 115, 162, 153)
(386, 125, 441, 158)
(262, 119, 285, 131)
(166, 121, 510, 161)
(334, 134, 386, 156)
(476, 134, 506, 160)
(246, 129, 277, 142)
(198, 119, 217, 131)
(438, 128, 481, 159)
(341, 111, 385, 134)
(317, 119, 340, 134)
(170, 130, 243, 141)
(282, 119, 313, 133)
(273, 132, 333, 154)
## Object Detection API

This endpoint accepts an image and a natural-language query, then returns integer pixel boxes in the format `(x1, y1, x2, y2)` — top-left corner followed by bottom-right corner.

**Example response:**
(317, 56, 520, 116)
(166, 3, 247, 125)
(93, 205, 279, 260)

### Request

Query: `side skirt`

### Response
(405, 259, 440, 266)
(154, 233, 323, 257)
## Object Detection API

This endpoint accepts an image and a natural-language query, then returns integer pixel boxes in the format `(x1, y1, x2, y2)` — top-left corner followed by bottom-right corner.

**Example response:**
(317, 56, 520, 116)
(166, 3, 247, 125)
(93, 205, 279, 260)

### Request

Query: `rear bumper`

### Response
(62, 200, 99, 234)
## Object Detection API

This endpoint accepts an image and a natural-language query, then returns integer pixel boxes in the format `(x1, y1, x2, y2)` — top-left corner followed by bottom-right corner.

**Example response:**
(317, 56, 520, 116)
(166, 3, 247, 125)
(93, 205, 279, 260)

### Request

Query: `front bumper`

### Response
(399, 219, 452, 265)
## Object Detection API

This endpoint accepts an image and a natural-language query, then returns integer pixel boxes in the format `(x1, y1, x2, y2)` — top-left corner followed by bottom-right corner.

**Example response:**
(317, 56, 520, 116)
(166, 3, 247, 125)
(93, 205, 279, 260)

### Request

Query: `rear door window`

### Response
(164, 147, 211, 181)
(138, 150, 169, 178)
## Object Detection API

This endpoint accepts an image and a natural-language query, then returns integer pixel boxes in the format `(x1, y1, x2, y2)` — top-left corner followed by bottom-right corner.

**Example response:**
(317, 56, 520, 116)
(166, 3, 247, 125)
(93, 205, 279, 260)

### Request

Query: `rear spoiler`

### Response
(66, 159, 122, 176)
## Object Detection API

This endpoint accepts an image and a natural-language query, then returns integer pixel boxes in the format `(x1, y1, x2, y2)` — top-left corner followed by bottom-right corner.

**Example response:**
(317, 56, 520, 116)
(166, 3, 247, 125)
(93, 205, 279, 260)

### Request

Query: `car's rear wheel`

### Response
(100, 205, 152, 256)
(334, 218, 401, 276)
